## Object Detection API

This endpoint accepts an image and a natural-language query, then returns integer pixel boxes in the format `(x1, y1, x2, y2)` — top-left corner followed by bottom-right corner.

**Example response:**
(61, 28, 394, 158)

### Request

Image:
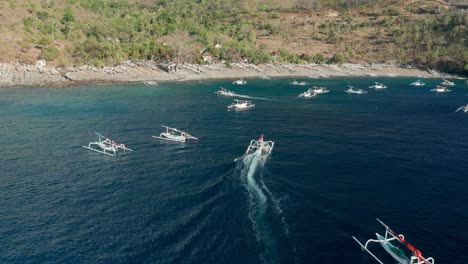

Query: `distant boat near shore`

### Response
(430, 85, 451, 93)
(144, 81, 158, 86)
(440, 79, 455, 86)
(369, 82, 387, 89)
(410, 80, 425, 86)
(233, 78, 247, 85)
(345, 86, 367, 94)
(290, 80, 308, 86)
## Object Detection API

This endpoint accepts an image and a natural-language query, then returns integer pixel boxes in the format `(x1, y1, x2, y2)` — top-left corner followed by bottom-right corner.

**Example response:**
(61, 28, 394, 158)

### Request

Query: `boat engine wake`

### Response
(236, 151, 289, 264)
(235, 94, 272, 101)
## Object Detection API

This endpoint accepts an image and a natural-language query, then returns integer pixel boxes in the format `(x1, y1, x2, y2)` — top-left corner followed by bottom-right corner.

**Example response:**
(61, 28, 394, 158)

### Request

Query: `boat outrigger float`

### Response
(234, 134, 274, 161)
(353, 219, 435, 264)
(152, 125, 198, 143)
(82, 132, 133, 156)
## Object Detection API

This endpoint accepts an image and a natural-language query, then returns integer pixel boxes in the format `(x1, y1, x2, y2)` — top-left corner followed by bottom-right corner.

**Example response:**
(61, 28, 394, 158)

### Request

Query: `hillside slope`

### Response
(0, 0, 466, 74)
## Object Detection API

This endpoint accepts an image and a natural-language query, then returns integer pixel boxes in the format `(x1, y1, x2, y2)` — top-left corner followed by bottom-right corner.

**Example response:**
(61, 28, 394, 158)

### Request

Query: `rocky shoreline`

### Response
(0, 61, 460, 88)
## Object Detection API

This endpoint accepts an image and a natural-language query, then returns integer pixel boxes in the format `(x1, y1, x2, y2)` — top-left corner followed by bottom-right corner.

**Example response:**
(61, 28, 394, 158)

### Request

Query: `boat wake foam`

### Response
(236, 152, 288, 264)
(235, 94, 272, 101)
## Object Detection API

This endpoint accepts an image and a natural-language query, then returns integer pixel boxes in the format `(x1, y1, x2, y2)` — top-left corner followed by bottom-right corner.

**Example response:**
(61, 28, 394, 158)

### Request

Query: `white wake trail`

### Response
(237, 151, 281, 264)
(234, 94, 273, 101)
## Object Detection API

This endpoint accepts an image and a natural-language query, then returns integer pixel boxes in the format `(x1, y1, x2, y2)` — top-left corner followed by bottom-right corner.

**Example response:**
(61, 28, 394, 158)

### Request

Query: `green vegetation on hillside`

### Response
(0, 0, 466, 74)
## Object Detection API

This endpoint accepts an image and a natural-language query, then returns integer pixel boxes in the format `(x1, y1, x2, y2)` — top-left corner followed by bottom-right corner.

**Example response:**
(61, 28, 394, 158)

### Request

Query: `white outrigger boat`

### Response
(298, 88, 316, 98)
(144, 81, 158, 86)
(233, 78, 247, 85)
(290, 80, 308, 86)
(369, 82, 388, 89)
(353, 219, 435, 264)
(234, 134, 274, 161)
(410, 80, 425, 86)
(152, 125, 198, 143)
(227, 99, 255, 111)
(215, 87, 237, 97)
(455, 104, 468, 113)
(260, 75, 271, 79)
(345, 85, 367, 94)
(440, 79, 455, 86)
(430, 85, 451, 93)
(311, 86, 329, 94)
(82, 132, 133, 156)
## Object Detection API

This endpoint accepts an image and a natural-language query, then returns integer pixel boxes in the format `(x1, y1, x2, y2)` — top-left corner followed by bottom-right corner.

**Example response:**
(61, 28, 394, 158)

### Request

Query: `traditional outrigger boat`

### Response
(290, 80, 308, 86)
(152, 125, 198, 143)
(369, 82, 388, 89)
(440, 79, 455, 86)
(227, 99, 255, 111)
(82, 132, 133, 156)
(234, 134, 274, 161)
(345, 85, 367, 94)
(298, 88, 316, 98)
(215, 87, 237, 96)
(430, 85, 451, 93)
(144, 81, 158, 86)
(410, 80, 425, 86)
(455, 104, 468, 113)
(312, 86, 329, 94)
(353, 219, 435, 264)
(233, 78, 247, 85)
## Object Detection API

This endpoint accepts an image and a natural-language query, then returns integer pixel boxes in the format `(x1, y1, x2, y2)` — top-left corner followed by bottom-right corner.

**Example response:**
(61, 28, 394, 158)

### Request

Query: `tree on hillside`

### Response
(160, 30, 194, 69)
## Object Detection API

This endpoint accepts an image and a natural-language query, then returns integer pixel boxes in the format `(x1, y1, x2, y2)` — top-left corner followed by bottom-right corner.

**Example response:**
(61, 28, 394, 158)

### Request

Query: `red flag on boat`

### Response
(259, 134, 264, 141)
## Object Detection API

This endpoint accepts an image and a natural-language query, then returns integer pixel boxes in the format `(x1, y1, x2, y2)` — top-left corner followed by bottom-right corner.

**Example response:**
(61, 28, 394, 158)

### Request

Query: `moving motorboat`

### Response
(234, 134, 274, 161)
(227, 99, 255, 111)
(410, 80, 425, 86)
(430, 85, 451, 93)
(233, 78, 247, 85)
(353, 219, 435, 264)
(215, 87, 237, 96)
(82, 132, 133, 156)
(152, 125, 198, 142)
(345, 86, 367, 94)
(369, 82, 387, 89)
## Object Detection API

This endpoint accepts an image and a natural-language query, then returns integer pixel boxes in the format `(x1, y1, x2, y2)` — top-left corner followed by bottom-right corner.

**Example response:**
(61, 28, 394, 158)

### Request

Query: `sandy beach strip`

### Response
(0, 62, 459, 88)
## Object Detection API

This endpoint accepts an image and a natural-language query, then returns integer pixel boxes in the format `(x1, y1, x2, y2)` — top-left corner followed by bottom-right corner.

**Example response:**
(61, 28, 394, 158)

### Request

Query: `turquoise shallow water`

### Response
(0, 77, 467, 264)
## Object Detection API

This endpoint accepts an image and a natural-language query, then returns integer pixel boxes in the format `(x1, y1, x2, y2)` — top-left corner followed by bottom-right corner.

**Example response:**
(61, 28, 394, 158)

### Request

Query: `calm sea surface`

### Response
(1, 77, 467, 264)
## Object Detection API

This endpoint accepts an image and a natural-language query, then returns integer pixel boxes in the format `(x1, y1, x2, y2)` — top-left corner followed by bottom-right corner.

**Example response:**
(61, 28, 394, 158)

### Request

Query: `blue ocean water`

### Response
(0, 77, 467, 264)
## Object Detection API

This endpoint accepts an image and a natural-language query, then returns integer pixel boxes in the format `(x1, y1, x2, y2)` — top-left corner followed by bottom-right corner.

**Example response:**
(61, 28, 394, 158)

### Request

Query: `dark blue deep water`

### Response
(1, 78, 467, 264)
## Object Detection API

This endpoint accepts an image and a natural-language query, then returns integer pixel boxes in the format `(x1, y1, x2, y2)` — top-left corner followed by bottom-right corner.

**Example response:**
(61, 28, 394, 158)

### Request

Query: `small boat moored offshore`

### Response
(234, 134, 274, 161)
(353, 218, 435, 264)
(233, 78, 247, 85)
(410, 80, 425, 86)
(440, 78, 455, 86)
(369, 82, 388, 89)
(144, 81, 158, 86)
(345, 86, 367, 94)
(298, 88, 316, 98)
(430, 85, 451, 93)
(215, 87, 237, 96)
(455, 104, 468, 113)
(227, 99, 255, 111)
(311, 86, 329, 94)
(82, 132, 133, 156)
(152, 125, 198, 142)
(290, 80, 308, 86)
